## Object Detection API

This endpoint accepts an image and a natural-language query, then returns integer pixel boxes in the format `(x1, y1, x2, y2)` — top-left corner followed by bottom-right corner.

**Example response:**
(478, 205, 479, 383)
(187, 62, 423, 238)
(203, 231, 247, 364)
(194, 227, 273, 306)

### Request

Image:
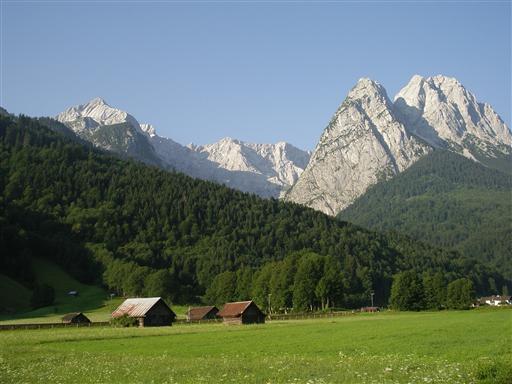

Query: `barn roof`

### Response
(62, 312, 85, 322)
(218, 301, 259, 318)
(112, 297, 175, 318)
(187, 306, 218, 320)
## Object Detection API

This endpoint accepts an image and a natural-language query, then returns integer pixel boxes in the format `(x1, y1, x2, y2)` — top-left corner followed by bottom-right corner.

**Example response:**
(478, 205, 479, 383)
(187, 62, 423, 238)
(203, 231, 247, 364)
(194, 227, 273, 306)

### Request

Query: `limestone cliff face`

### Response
(394, 75, 511, 160)
(285, 78, 431, 216)
(190, 138, 310, 197)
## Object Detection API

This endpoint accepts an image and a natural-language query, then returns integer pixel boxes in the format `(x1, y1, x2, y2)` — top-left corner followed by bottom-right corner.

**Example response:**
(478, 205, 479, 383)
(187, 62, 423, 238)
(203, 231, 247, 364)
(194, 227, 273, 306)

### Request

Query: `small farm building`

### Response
(61, 312, 91, 324)
(218, 300, 265, 325)
(187, 306, 219, 321)
(112, 297, 176, 327)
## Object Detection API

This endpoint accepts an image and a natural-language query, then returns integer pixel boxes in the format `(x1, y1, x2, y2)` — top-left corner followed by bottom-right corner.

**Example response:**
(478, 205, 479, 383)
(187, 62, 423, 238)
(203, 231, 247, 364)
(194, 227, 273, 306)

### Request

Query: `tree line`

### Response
(390, 270, 476, 311)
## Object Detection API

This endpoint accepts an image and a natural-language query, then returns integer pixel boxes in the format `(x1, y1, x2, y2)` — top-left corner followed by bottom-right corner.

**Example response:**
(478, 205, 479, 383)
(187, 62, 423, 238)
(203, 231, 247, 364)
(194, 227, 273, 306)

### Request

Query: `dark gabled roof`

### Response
(218, 301, 262, 318)
(62, 312, 87, 321)
(187, 306, 219, 320)
(112, 297, 175, 318)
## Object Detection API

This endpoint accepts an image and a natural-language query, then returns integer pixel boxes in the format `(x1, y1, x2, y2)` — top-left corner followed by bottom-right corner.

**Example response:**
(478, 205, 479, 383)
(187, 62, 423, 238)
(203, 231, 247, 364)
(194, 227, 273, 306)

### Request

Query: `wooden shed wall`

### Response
(241, 304, 265, 324)
(142, 301, 174, 327)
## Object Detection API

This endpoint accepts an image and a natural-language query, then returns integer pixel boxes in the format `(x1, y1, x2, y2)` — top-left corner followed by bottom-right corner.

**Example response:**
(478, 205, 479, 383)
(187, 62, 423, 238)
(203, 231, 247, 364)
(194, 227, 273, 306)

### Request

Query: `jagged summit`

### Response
(346, 78, 389, 104)
(287, 74, 511, 216)
(285, 77, 430, 216)
(56, 98, 159, 164)
(353, 77, 386, 91)
(191, 137, 310, 190)
(57, 97, 141, 132)
(88, 96, 109, 106)
(394, 74, 511, 158)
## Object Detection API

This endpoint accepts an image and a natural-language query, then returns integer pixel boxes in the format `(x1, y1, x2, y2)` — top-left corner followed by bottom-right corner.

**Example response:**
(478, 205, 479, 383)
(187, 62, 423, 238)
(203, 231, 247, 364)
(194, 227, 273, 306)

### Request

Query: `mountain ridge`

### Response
(286, 74, 511, 215)
(56, 98, 310, 198)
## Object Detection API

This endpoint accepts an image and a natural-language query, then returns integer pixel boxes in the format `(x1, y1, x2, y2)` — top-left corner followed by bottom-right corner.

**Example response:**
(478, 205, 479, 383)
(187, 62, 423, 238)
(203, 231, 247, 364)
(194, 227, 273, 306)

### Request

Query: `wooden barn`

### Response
(186, 306, 219, 321)
(61, 312, 91, 324)
(218, 300, 265, 325)
(112, 297, 176, 327)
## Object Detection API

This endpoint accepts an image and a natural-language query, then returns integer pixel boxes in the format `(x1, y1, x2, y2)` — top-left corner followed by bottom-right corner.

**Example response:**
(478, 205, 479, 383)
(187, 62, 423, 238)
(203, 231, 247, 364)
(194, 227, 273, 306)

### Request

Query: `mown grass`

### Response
(0, 308, 510, 383)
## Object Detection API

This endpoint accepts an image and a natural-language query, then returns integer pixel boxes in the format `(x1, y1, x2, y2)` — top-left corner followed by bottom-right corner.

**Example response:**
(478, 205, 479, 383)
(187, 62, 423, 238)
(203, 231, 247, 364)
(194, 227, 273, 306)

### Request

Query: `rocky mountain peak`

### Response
(394, 74, 511, 158)
(287, 74, 511, 216)
(57, 97, 141, 132)
(88, 97, 109, 106)
(352, 77, 386, 93)
(345, 78, 390, 107)
(188, 137, 310, 194)
(56, 99, 160, 165)
(285, 77, 431, 216)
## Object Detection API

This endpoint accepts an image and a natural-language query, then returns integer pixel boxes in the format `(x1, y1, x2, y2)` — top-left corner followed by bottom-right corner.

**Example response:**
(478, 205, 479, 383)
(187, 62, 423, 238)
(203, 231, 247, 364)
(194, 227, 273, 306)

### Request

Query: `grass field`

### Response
(0, 309, 510, 383)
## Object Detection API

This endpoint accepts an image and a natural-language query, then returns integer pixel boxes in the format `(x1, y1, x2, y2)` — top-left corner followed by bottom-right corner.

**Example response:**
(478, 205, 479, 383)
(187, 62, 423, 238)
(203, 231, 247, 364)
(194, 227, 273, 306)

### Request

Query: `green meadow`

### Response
(0, 309, 510, 384)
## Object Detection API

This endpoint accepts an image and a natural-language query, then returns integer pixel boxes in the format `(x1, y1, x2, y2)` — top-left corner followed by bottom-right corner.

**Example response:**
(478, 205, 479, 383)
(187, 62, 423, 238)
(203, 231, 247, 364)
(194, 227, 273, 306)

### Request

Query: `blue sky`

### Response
(1, 1, 510, 150)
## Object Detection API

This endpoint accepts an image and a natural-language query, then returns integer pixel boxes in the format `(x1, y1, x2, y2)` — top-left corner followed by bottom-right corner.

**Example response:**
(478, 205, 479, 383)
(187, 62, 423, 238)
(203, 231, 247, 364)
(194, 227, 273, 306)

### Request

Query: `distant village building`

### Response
(479, 295, 512, 306)
(218, 301, 265, 325)
(187, 306, 219, 321)
(61, 312, 91, 324)
(112, 297, 176, 327)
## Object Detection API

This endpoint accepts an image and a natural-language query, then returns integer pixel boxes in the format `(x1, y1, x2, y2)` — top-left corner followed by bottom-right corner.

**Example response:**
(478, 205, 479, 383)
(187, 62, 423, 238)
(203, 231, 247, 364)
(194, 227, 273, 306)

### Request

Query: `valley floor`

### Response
(0, 309, 510, 383)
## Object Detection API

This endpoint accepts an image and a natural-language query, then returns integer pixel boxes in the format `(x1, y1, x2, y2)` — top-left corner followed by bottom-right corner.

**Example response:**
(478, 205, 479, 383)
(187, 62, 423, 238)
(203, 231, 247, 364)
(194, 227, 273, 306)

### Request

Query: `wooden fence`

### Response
(0, 311, 356, 330)
(175, 318, 223, 325)
(0, 321, 110, 331)
(267, 311, 354, 321)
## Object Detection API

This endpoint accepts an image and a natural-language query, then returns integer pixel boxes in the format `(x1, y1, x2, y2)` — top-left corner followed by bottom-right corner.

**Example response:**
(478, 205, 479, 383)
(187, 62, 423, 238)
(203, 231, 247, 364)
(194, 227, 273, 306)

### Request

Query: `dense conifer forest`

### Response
(339, 150, 512, 280)
(0, 115, 508, 311)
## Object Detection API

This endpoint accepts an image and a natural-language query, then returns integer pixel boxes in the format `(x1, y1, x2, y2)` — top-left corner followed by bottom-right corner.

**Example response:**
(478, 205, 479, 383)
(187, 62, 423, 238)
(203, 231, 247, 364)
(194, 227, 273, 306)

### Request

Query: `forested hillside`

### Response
(339, 150, 512, 280)
(0, 115, 508, 312)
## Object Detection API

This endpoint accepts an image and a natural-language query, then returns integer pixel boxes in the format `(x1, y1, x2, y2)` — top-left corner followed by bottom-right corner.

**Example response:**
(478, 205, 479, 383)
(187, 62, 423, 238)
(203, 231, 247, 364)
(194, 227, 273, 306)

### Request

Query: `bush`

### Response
(110, 314, 138, 327)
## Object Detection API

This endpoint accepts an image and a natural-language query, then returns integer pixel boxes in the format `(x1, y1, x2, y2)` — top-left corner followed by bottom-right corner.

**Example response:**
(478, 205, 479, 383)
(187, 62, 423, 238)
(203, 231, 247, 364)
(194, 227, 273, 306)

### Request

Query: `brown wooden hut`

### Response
(61, 312, 91, 324)
(112, 297, 176, 327)
(186, 306, 219, 321)
(218, 301, 265, 325)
